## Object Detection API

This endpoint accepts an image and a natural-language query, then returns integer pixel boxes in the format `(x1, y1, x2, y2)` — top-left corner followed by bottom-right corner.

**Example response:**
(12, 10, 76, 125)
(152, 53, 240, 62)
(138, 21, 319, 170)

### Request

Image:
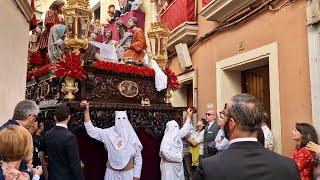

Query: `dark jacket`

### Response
(203, 122, 220, 157)
(120, 3, 132, 14)
(193, 141, 301, 180)
(44, 126, 84, 180)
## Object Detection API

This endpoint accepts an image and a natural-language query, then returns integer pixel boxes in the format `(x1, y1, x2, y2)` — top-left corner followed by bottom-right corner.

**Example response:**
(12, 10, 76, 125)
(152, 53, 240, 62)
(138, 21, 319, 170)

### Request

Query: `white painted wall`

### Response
(0, 1, 29, 125)
(307, 24, 320, 136)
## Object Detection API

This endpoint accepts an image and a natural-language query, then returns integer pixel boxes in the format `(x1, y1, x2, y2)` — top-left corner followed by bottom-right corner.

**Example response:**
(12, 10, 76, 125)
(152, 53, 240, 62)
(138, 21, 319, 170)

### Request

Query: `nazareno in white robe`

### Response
(159, 117, 192, 180)
(84, 111, 143, 180)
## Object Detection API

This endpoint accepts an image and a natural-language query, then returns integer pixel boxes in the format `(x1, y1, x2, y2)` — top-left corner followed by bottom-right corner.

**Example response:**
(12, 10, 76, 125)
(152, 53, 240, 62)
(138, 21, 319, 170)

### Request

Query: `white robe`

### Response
(160, 118, 192, 180)
(84, 121, 142, 180)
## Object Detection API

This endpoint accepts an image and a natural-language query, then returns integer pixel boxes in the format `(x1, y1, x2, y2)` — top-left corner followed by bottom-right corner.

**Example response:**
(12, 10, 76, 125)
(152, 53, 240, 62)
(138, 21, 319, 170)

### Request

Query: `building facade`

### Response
(0, 0, 33, 124)
(161, 0, 314, 156)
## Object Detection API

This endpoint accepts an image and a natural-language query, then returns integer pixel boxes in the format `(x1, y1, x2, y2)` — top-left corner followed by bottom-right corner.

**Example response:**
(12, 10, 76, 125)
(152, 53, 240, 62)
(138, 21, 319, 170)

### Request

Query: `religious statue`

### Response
(38, 0, 65, 52)
(123, 17, 147, 64)
(48, 24, 66, 63)
(115, 20, 133, 61)
(119, 0, 132, 15)
(29, 26, 42, 53)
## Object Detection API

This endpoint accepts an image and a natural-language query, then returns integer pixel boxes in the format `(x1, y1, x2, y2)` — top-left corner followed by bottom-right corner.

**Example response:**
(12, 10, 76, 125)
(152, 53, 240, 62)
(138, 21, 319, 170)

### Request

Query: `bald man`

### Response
(203, 109, 220, 157)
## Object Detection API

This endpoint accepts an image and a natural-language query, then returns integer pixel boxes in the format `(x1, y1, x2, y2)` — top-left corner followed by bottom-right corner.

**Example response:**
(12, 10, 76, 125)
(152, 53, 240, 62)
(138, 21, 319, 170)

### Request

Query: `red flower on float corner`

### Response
(165, 68, 180, 90)
(54, 54, 86, 80)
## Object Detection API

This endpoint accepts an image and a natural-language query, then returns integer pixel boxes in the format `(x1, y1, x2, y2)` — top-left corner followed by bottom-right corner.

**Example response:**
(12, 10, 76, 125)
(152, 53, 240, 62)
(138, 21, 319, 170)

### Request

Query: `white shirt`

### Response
(229, 137, 258, 145)
(189, 130, 205, 155)
(262, 125, 274, 151)
(206, 121, 215, 130)
(56, 123, 68, 129)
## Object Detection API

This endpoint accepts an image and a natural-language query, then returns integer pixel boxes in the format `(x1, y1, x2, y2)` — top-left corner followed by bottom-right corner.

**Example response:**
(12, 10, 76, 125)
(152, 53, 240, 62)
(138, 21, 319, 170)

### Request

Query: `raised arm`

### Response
(81, 100, 108, 142)
(178, 108, 193, 138)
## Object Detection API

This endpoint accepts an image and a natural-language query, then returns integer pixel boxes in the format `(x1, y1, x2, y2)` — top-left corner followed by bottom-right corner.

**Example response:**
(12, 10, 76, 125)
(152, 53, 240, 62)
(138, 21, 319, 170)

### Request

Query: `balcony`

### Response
(199, 0, 260, 22)
(160, 0, 198, 52)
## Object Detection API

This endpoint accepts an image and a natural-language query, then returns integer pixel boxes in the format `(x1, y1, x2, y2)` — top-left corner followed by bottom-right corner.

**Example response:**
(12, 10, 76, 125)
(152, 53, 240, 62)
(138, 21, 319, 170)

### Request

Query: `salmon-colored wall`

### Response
(168, 0, 311, 156)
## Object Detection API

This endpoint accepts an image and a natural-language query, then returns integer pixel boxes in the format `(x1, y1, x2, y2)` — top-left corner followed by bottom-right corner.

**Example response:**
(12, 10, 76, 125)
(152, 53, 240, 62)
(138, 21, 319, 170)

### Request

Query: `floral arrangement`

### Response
(54, 54, 86, 80)
(165, 68, 180, 90)
(28, 51, 43, 65)
(94, 60, 155, 77)
(27, 64, 52, 79)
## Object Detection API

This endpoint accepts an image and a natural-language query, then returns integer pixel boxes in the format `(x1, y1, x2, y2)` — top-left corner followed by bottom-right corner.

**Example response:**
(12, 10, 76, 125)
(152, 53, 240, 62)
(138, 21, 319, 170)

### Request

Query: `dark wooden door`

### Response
(241, 65, 270, 126)
(186, 84, 193, 108)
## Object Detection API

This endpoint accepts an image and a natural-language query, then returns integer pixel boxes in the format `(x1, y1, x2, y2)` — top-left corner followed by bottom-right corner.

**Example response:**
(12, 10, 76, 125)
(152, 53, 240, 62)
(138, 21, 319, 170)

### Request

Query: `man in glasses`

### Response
(0, 100, 41, 179)
(193, 94, 300, 180)
(0, 100, 39, 130)
(203, 109, 220, 158)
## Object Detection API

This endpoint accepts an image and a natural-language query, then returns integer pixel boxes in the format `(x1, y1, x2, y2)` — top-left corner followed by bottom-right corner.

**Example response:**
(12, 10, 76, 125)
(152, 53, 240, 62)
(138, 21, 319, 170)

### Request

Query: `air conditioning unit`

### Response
(175, 43, 192, 70)
(307, 0, 320, 25)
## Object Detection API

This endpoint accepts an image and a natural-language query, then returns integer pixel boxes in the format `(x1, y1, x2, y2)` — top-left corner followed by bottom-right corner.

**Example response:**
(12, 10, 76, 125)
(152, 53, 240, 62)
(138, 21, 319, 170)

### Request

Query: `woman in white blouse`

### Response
(215, 114, 229, 152)
(187, 118, 206, 174)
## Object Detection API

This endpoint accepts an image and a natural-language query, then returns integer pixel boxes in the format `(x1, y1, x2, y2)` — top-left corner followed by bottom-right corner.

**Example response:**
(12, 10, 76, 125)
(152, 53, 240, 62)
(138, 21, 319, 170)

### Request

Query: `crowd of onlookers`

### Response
(2, 94, 320, 180)
(161, 93, 320, 180)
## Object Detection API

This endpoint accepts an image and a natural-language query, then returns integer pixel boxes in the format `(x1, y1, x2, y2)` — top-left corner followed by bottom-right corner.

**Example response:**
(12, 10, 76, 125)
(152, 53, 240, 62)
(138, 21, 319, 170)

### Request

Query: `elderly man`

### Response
(0, 100, 41, 179)
(123, 17, 147, 63)
(1, 100, 39, 130)
(203, 109, 220, 157)
(193, 94, 300, 180)
(81, 100, 143, 180)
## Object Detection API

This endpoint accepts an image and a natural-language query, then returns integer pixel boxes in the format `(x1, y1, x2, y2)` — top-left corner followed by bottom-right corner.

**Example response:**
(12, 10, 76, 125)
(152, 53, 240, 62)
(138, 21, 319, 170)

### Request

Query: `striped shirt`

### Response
(38, 10, 59, 49)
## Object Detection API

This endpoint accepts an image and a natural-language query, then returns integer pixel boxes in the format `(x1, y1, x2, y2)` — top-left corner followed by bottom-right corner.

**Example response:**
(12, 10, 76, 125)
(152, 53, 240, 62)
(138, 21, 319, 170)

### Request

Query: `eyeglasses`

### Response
(219, 111, 232, 119)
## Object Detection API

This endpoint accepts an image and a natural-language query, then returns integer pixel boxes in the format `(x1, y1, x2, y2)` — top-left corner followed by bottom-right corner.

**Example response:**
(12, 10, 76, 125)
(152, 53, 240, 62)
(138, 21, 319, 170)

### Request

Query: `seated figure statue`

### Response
(115, 20, 133, 61)
(123, 17, 147, 65)
(48, 24, 66, 63)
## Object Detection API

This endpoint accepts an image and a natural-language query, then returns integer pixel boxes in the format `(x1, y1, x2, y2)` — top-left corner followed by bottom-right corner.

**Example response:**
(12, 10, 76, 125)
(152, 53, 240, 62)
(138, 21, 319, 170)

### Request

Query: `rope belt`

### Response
(106, 158, 134, 172)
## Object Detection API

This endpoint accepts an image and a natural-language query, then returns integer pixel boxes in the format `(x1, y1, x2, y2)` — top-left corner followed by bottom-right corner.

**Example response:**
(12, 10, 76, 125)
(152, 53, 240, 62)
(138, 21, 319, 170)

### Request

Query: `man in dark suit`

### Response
(203, 109, 220, 157)
(119, 0, 132, 14)
(193, 94, 300, 180)
(44, 104, 84, 180)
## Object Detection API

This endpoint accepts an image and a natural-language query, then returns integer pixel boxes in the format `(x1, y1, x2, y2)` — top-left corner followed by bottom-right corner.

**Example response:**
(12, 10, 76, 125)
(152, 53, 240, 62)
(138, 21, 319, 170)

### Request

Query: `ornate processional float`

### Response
(26, 0, 182, 179)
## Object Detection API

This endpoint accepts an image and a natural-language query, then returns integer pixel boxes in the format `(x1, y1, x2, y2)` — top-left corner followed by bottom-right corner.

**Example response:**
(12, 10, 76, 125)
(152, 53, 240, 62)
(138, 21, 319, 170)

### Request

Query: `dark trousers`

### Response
(191, 155, 204, 175)
(183, 152, 193, 180)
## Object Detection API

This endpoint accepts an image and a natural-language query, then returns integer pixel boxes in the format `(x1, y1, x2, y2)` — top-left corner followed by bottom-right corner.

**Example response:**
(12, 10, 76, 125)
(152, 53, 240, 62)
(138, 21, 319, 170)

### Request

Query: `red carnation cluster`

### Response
(54, 54, 86, 80)
(165, 68, 180, 90)
(94, 60, 155, 77)
(27, 64, 52, 79)
(28, 51, 43, 65)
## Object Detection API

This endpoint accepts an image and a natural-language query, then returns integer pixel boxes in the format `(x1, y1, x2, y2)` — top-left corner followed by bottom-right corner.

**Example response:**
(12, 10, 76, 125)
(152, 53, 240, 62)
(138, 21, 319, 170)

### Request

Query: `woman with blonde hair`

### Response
(0, 125, 42, 180)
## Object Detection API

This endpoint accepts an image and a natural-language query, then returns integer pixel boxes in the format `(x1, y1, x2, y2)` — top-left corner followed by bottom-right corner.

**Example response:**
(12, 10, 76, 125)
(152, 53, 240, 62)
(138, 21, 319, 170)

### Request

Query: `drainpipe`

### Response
(306, 0, 320, 135)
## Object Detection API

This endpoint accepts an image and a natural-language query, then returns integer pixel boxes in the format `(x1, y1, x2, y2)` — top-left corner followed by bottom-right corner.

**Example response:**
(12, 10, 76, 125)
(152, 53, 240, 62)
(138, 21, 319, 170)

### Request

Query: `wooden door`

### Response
(241, 65, 270, 126)
(186, 84, 193, 108)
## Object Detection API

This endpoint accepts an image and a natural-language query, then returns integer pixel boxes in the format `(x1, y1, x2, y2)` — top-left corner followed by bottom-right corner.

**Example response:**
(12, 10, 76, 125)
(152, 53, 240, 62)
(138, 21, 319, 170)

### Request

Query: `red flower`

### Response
(54, 54, 86, 80)
(94, 60, 155, 77)
(165, 68, 180, 90)
(27, 64, 52, 79)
